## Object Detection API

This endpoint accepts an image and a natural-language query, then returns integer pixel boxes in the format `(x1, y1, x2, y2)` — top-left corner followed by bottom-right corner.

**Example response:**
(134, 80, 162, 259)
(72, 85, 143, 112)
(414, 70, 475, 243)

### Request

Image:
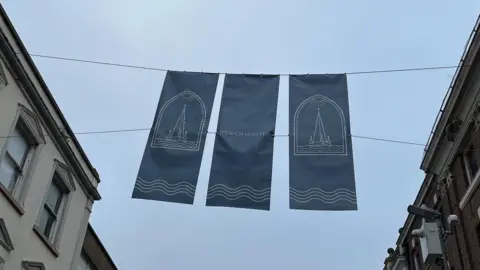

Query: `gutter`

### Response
(397, 15, 480, 246)
(421, 15, 480, 171)
(0, 4, 101, 200)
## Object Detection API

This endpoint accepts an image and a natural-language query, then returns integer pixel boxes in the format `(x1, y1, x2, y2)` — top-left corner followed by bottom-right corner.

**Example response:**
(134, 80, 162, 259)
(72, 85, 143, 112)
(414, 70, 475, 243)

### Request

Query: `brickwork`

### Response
(383, 15, 480, 270)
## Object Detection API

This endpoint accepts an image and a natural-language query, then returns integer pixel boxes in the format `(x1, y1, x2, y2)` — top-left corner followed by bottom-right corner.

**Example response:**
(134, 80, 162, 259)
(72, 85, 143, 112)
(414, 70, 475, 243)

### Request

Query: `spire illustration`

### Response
(167, 104, 188, 142)
(293, 94, 347, 156)
(151, 90, 208, 152)
(309, 107, 331, 147)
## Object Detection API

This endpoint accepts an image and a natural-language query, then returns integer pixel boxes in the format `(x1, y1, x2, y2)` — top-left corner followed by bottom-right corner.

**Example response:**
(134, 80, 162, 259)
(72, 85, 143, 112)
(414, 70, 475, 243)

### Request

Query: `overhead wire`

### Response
(3, 52, 464, 150)
(27, 53, 463, 76)
(0, 128, 427, 147)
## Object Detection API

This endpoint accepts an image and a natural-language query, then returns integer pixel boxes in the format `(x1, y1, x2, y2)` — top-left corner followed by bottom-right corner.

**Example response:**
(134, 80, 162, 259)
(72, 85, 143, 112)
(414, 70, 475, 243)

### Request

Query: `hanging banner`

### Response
(289, 74, 357, 211)
(132, 71, 219, 204)
(206, 74, 280, 211)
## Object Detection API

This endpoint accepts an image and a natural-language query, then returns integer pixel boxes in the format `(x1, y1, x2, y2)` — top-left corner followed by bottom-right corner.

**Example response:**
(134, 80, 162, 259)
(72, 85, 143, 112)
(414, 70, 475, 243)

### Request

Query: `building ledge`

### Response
(33, 226, 60, 258)
(398, 15, 480, 248)
(421, 16, 480, 172)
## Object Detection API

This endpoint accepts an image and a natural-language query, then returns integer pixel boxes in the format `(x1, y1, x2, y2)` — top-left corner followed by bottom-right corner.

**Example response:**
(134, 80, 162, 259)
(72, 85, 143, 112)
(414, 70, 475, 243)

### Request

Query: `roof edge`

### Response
(87, 223, 118, 270)
(421, 15, 480, 171)
(400, 15, 480, 247)
(0, 3, 101, 200)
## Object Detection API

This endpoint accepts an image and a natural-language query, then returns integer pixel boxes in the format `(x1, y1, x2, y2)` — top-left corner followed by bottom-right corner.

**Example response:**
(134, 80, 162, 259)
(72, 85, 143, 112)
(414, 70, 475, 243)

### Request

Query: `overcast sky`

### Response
(4, 1, 480, 269)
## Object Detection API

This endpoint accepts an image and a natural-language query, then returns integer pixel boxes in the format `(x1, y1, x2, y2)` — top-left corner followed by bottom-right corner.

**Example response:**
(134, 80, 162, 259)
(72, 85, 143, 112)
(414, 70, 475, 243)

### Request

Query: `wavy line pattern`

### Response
(296, 145, 345, 154)
(207, 184, 271, 202)
(290, 187, 356, 204)
(135, 177, 195, 197)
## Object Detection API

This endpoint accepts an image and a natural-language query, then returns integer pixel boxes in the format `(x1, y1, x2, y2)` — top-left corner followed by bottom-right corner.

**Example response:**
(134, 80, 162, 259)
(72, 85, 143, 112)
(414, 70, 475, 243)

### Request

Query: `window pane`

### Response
(0, 156, 18, 191)
(37, 207, 56, 238)
(6, 128, 29, 166)
(476, 224, 480, 256)
(46, 181, 62, 213)
(468, 145, 479, 177)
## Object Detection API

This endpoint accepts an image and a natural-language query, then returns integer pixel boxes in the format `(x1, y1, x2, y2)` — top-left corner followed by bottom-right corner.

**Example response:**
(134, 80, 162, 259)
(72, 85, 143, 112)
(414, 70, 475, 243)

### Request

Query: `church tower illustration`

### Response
(167, 104, 188, 142)
(150, 90, 207, 152)
(293, 94, 348, 156)
(309, 107, 331, 147)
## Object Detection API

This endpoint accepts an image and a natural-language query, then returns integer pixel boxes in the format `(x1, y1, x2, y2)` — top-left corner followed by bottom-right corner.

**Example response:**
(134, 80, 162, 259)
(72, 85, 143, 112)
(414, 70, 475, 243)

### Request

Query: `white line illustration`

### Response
(207, 184, 271, 203)
(289, 187, 356, 204)
(135, 177, 195, 197)
(151, 90, 207, 151)
(293, 94, 348, 156)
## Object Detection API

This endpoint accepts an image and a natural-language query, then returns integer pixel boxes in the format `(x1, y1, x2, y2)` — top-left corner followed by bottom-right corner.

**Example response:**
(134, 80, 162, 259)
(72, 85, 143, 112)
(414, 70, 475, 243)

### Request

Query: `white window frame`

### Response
(38, 175, 67, 241)
(1, 122, 35, 195)
(0, 104, 45, 205)
(35, 159, 75, 248)
(0, 218, 14, 252)
(0, 60, 7, 89)
(459, 142, 480, 210)
(461, 143, 479, 184)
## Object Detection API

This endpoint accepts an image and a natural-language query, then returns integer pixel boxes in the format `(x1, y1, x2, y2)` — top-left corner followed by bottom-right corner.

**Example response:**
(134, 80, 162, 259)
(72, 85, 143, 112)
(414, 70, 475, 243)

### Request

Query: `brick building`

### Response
(383, 14, 480, 270)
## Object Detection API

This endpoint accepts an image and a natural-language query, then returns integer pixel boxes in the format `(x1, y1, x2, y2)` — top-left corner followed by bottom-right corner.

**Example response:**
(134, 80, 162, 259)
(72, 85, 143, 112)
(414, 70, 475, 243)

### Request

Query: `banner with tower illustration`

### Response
(206, 74, 280, 211)
(289, 74, 357, 211)
(132, 71, 219, 204)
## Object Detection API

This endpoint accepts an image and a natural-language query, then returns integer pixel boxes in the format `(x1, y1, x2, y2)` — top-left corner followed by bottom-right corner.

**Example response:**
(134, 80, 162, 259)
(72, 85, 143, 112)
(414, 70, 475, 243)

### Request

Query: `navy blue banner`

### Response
(132, 71, 219, 204)
(206, 74, 280, 211)
(289, 74, 357, 211)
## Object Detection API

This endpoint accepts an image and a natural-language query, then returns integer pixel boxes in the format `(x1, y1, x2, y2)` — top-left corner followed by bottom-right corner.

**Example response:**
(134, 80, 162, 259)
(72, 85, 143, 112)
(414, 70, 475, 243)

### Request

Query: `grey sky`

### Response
(4, 0, 480, 269)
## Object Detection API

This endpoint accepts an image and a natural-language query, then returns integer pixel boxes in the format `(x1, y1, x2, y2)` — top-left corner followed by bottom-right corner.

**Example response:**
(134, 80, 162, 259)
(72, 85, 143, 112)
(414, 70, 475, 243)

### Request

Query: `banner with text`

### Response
(289, 74, 357, 211)
(206, 74, 280, 211)
(132, 71, 219, 204)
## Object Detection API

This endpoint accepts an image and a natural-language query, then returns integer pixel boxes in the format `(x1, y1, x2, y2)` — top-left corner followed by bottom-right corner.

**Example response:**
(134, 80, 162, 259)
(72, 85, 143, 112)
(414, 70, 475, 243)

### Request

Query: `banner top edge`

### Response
(166, 70, 347, 77)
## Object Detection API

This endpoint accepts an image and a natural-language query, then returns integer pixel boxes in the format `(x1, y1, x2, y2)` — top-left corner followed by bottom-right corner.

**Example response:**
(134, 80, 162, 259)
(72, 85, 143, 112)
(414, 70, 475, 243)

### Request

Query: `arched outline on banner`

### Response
(293, 94, 348, 156)
(151, 90, 207, 151)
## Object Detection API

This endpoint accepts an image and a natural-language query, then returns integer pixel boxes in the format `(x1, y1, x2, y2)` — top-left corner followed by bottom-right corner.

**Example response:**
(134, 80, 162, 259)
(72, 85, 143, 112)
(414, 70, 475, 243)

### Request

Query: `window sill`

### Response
(0, 240, 13, 253)
(0, 184, 24, 215)
(32, 226, 59, 258)
(460, 170, 480, 210)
